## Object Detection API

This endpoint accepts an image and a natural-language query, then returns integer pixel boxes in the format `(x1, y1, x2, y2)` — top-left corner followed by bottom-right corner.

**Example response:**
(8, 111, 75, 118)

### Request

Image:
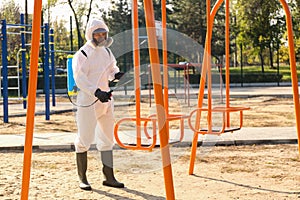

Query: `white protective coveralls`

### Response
(72, 19, 120, 153)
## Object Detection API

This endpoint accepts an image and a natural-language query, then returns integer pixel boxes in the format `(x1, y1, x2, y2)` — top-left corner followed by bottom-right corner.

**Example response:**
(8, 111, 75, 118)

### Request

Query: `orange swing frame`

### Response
(187, 0, 250, 136)
(188, 0, 300, 175)
(114, 0, 188, 151)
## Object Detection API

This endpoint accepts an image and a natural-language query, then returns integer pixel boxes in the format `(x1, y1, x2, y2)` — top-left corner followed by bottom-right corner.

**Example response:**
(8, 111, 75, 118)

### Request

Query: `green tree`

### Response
(138, 0, 176, 27)
(290, 0, 300, 62)
(169, 0, 226, 63)
(170, 0, 206, 46)
(0, 1, 22, 67)
(101, 0, 132, 36)
(100, 0, 132, 72)
(52, 19, 70, 67)
(43, 0, 59, 24)
(235, 0, 284, 72)
(64, 0, 94, 49)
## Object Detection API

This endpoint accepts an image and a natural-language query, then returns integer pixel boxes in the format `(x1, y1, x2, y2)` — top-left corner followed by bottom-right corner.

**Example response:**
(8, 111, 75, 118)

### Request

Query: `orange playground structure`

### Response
(21, 0, 299, 200)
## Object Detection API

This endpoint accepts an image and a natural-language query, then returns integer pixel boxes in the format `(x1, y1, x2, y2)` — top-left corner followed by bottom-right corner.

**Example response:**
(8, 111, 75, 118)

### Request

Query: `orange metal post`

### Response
(143, 0, 175, 199)
(189, 0, 300, 176)
(189, 0, 211, 175)
(189, 0, 224, 175)
(162, 0, 170, 136)
(132, 0, 142, 148)
(278, 0, 300, 154)
(225, 0, 230, 127)
(20, 0, 43, 199)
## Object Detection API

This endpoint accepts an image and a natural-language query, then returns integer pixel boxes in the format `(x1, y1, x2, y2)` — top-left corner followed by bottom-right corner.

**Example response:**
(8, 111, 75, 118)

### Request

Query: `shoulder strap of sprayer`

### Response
(81, 49, 88, 58)
(80, 48, 111, 58)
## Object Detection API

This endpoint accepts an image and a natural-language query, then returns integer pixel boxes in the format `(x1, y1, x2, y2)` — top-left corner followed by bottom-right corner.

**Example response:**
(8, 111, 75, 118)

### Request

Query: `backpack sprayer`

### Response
(66, 55, 141, 107)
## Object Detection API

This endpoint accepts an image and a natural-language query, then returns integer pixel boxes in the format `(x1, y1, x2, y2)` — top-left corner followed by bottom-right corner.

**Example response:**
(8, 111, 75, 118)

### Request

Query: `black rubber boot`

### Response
(76, 152, 92, 190)
(101, 150, 124, 188)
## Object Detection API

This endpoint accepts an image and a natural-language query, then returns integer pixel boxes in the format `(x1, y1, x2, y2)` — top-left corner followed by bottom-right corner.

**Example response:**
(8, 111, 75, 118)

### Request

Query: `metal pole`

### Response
(278, 0, 300, 155)
(132, 0, 142, 147)
(21, 13, 27, 109)
(44, 23, 50, 120)
(21, 0, 43, 198)
(277, 40, 280, 86)
(162, 0, 169, 125)
(225, 0, 230, 127)
(50, 28, 56, 106)
(70, 16, 73, 52)
(25, 0, 29, 48)
(1, 19, 9, 123)
(143, 0, 175, 199)
(188, 0, 224, 175)
(240, 43, 243, 87)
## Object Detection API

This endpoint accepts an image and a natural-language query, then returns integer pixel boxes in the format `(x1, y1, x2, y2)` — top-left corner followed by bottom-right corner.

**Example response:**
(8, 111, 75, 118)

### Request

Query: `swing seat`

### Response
(114, 113, 190, 150)
(114, 117, 157, 151)
(143, 113, 190, 144)
(188, 106, 250, 135)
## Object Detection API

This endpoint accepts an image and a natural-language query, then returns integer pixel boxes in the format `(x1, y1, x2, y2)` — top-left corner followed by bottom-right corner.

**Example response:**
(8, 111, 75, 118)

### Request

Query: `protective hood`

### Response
(85, 19, 109, 41)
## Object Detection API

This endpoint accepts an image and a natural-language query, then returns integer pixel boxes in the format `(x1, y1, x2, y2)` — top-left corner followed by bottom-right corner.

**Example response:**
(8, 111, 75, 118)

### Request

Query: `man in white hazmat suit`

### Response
(72, 18, 124, 191)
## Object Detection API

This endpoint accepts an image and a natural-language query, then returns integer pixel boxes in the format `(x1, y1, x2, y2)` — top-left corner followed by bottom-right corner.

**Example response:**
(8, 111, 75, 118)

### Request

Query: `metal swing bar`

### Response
(188, 0, 251, 175)
(114, 1, 188, 151)
(114, 0, 175, 199)
(188, 0, 300, 176)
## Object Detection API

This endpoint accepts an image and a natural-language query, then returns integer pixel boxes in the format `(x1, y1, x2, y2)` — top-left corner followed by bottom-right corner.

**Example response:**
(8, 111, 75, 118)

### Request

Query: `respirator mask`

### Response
(92, 28, 113, 47)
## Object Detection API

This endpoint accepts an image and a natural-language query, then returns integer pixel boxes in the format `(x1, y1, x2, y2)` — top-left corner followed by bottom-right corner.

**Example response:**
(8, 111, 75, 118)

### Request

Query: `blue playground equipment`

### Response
(0, 14, 56, 122)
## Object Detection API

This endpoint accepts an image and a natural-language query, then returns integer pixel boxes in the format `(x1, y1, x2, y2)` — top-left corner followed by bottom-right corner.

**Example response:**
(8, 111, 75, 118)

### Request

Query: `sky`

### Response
(10, 0, 112, 23)
(5, 0, 70, 24)
(11, 0, 67, 15)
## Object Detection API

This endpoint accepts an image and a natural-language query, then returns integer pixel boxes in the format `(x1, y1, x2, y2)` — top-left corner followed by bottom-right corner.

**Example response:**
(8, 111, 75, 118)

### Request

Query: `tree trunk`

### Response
(67, 0, 84, 49)
(85, 0, 94, 33)
(269, 42, 275, 69)
(234, 41, 238, 67)
(259, 46, 265, 73)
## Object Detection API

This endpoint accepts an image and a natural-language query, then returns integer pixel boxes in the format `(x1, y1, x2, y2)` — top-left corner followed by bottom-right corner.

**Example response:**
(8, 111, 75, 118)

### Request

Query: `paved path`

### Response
(0, 85, 299, 150)
(0, 127, 297, 151)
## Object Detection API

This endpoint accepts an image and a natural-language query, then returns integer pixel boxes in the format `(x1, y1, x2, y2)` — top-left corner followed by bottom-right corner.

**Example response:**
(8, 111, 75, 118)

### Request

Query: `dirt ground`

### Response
(0, 144, 299, 199)
(1, 96, 297, 134)
(1, 96, 300, 199)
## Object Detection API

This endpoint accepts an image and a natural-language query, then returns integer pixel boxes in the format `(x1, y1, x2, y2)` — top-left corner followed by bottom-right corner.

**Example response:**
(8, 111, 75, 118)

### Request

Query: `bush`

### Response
(229, 73, 283, 83)
(187, 73, 283, 84)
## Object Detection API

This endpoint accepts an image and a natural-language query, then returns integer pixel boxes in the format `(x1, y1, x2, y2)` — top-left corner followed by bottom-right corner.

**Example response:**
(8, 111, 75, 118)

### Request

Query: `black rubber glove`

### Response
(114, 72, 124, 80)
(94, 89, 111, 103)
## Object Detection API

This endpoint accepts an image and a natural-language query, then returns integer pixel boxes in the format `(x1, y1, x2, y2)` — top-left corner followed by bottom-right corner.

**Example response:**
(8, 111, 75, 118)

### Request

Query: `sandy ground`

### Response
(1, 96, 300, 199)
(0, 144, 299, 199)
(0, 96, 297, 134)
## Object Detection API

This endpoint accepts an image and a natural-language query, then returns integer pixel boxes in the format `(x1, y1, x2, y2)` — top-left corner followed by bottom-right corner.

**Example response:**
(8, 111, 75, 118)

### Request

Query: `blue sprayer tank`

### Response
(67, 55, 78, 96)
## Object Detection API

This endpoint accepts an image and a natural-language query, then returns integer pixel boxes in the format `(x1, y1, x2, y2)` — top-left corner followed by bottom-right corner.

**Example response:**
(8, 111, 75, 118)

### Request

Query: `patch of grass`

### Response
(226, 65, 300, 82)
